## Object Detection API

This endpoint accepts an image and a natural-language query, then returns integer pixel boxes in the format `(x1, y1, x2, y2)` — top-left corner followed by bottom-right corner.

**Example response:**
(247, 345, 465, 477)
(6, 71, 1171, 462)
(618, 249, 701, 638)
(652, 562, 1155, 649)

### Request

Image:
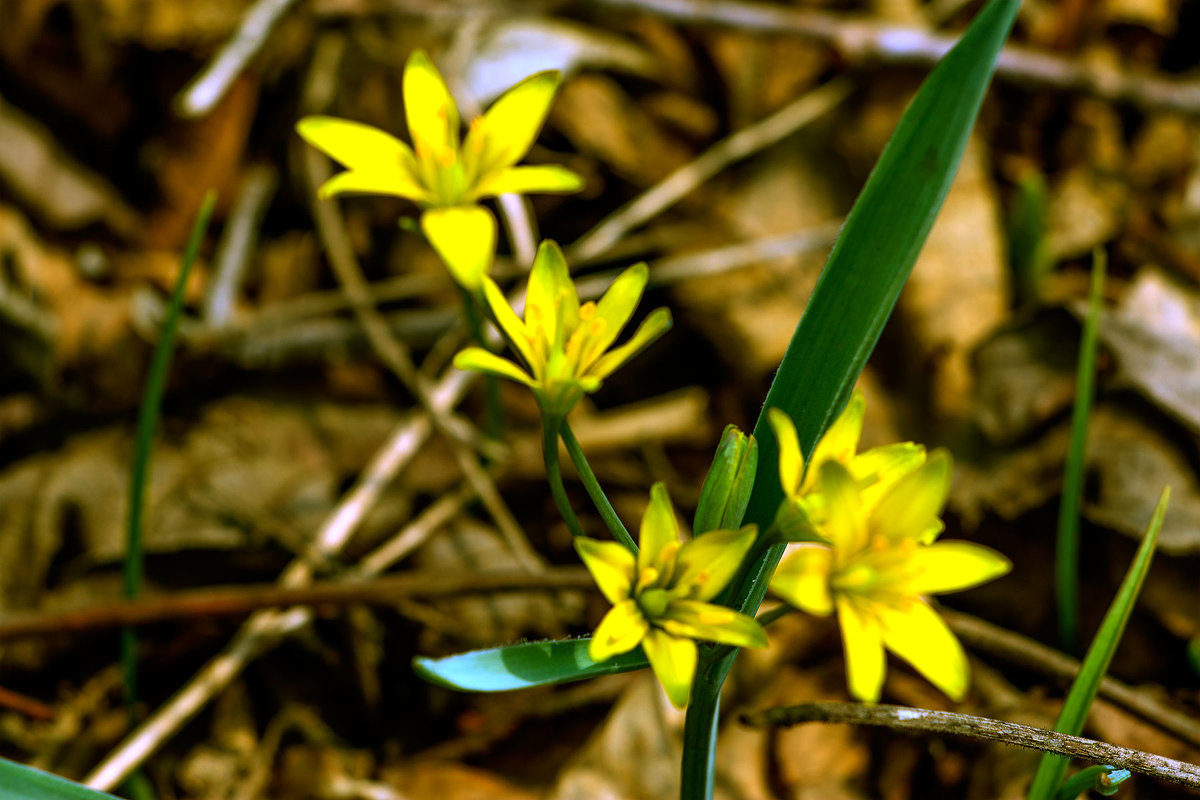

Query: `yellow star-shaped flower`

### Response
(296, 50, 583, 289)
(575, 483, 768, 708)
(770, 451, 1011, 702)
(453, 240, 671, 417)
(767, 394, 925, 539)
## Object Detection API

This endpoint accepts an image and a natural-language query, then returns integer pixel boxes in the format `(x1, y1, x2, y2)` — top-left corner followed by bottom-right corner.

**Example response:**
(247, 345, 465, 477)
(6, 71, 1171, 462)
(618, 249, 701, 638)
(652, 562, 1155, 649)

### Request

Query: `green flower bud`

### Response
(694, 425, 757, 535)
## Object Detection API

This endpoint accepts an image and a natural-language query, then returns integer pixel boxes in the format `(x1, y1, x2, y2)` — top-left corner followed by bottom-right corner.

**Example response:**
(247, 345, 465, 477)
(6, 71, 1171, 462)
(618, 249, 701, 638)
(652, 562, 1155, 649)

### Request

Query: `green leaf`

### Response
(1027, 487, 1170, 800)
(1054, 765, 1130, 799)
(0, 758, 123, 800)
(1056, 249, 1105, 652)
(413, 639, 647, 692)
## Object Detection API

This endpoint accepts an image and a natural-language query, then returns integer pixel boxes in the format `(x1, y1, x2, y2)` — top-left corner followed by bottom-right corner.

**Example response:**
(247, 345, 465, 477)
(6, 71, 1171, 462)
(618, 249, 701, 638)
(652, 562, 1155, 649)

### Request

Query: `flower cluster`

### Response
(768, 399, 1011, 702)
(297, 50, 582, 290)
(575, 483, 767, 708)
(454, 240, 671, 418)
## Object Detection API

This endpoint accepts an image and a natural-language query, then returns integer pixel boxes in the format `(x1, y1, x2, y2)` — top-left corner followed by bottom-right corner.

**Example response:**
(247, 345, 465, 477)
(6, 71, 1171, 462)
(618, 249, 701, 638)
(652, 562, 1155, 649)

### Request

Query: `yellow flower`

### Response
(767, 394, 925, 538)
(769, 452, 1011, 702)
(575, 483, 768, 708)
(453, 240, 672, 417)
(296, 50, 583, 290)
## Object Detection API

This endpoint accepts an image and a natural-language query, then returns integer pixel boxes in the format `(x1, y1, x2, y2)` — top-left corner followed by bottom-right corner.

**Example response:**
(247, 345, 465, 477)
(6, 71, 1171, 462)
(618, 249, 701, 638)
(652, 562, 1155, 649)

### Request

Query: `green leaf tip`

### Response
(413, 638, 648, 692)
(0, 757, 125, 800)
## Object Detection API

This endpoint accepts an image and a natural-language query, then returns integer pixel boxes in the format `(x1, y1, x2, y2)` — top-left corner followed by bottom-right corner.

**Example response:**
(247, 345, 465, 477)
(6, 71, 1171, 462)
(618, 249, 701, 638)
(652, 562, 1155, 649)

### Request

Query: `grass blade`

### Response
(0, 758, 123, 800)
(122, 190, 217, 706)
(1028, 487, 1170, 800)
(413, 640, 647, 691)
(1056, 250, 1106, 652)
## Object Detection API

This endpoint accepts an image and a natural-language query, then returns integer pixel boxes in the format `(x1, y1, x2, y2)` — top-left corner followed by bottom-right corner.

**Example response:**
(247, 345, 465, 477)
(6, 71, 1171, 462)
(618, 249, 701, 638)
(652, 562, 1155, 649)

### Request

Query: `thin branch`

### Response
(0, 568, 595, 641)
(203, 164, 277, 326)
(568, 78, 851, 262)
(175, 0, 302, 118)
(592, 0, 1200, 116)
(740, 702, 1200, 791)
(944, 609, 1200, 750)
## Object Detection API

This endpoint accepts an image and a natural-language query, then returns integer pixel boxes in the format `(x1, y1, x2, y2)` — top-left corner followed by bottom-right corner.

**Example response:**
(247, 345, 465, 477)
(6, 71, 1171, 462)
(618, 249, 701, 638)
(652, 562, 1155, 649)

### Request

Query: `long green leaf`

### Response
(1028, 487, 1170, 800)
(413, 640, 647, 692)
(1056, 250, 1105, 652)
(0, 758, 123, 800)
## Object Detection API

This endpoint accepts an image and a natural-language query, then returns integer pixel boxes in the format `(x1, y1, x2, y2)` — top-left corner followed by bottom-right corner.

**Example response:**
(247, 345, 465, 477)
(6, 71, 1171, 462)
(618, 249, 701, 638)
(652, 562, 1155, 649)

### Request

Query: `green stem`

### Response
(1056, 250, 1105, 652)
(543, 416, 585, 538)
(560, 422, 637, 553)
(680, 658, 732, 798)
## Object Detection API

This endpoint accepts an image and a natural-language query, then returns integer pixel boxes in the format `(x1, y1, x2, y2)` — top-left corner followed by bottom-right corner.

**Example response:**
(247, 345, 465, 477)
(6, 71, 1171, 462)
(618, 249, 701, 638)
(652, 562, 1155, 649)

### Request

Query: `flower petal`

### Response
(481, 277, 536, 369)
(453, 348, 535, 387)
(878, 598, 969, 701)
(296, 116, 420, 175)
(575, 537, 636, 604)
(672, 525, 757, 602)
(770, 543, 834, 616)
(817, 461, 868, 554)
(526, 240, 579, 351)
(466, 71, 561, 176)
(637, 482, 680, 577)
(583, 263, 648, 365)
(900, 541, 1011, 596)
(588, 307, 672, 380)
(315, 169, 431, 203)
(660, 599, 767, 649)
(852, 442, 925, 503)
(589, 599, 649, 662)
(811, 392, 865, 472)
(421, 206, 495, 290)
(837, 596, 886, 702)
(768, 408, 804, 498)
(642, 629, 697, 709)
(404, 50, 460, 164)
(469, 164, 584, 200)
(870, 449, 952, 544)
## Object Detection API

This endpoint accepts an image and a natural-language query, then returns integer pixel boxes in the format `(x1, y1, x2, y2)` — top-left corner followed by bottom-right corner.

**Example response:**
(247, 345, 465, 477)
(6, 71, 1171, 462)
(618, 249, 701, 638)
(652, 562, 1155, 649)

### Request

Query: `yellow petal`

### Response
(316, 169, 431, 203)
(453, 348, 535, 387)
(852, 442, 926, 507)
(672, 525, 757, 602)
(526, 240, 579, 351)
(420, 206, 495, 290)
(768, 408, 804, 498)
(575, 537, 636, 605)
(296, 116, 420, 175)
(465, 71, 561, 176)
(638, 482, 681, 577)
(642, 629, 697, 709)
(878, 598, 969, 701)
(811, 391, 865, 471)
(900, 541, 1011, 596)
(770, 543, 834, 616)
(660, 599, 767, 649)
(403, 50, 460, 164)
(817, 461, 868, 554)
(582, 263, 648, 366)
(588, 307, 672, 380)
(589, 599, 649, 661)
(481, 277, 536, 370)
(837, 596, 886, 702)
(870, 449, 951, 544)
(469, 164, 584, 200)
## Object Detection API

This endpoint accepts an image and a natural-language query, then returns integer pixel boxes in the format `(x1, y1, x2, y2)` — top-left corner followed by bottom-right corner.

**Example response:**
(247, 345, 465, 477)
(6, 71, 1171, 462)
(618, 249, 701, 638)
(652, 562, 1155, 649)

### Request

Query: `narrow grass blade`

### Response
(413, 639, 647, 691)
(1056, 250, 1106, 652)
(1028, 487, 1170, 800)
(0, 758, 123, 800)
(122, 190, 217, 705)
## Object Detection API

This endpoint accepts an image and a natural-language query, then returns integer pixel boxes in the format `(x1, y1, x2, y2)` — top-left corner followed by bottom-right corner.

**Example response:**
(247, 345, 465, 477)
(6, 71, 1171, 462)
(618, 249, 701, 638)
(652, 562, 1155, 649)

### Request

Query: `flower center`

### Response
(637, 588, 670, 619)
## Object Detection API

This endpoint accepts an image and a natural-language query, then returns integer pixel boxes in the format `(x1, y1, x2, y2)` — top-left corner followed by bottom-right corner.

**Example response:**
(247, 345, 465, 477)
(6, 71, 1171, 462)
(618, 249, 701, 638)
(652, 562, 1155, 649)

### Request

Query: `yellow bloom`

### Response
(296, 50, 583, 289)
(453, 240, 671, 417)
(770, 452, 1011, 702)
(575, 483, 767, 708)
(767, 394, 925, 538)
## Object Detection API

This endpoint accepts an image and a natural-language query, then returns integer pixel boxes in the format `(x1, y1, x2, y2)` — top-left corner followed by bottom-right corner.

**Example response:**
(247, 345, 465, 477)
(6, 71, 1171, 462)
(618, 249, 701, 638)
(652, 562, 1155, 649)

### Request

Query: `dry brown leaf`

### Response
(382, 760, 540, 800)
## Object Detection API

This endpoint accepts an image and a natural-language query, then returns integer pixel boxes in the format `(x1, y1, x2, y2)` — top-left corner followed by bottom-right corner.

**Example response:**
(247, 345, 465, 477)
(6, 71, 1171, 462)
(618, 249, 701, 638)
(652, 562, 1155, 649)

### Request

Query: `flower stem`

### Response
(680, 657, 733, 799)
(543, 416, 585, 538)
(560, 422, 637, 553)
